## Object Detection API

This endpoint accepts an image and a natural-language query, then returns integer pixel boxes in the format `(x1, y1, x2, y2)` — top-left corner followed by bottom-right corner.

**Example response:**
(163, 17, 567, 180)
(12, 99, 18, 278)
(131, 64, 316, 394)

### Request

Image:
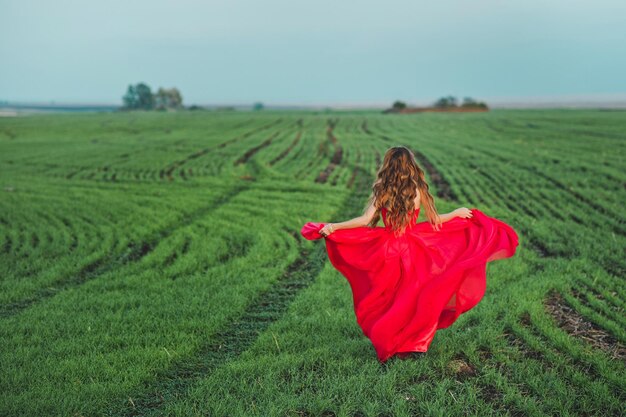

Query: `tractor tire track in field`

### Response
(346, 149, 362, 189)
(0, 182, 253, 318)
(159, 119, 283, 180)
(1, 127, 17, 139)
(233, 131, 279, 166)
(544, 288, 626, 362)
(268, 120, 303, 166)
(374, 149, 381, 167)
(118, 170, 373, 416)
(314, 118, 342, 184)
(410, 148, 459, 202)
(295, 119, 335, 179)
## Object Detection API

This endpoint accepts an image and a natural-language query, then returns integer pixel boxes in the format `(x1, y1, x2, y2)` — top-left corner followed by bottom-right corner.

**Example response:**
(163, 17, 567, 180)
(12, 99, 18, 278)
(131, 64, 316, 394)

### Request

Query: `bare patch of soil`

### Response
(544, 289, 626, 361)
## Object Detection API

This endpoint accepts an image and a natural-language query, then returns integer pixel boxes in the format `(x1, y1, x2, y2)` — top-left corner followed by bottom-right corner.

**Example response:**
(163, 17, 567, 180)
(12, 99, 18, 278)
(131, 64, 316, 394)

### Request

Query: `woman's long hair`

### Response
(365, 146, 441, 236)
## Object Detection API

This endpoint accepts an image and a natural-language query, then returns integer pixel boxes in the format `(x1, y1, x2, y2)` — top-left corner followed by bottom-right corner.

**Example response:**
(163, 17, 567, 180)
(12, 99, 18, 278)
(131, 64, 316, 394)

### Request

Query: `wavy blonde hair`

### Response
(365, 146, 441, 236)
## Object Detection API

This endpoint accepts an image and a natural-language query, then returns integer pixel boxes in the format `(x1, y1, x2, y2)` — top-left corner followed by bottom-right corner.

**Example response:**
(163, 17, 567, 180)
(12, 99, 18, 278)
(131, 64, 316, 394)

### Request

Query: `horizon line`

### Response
(2, 93, 626, 109)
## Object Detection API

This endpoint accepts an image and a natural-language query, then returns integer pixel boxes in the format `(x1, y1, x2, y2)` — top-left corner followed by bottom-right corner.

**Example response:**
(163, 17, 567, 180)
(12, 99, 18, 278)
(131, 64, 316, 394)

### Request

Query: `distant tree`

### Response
(462, 97, 476, 106)
(434, 95, 458, 108)
(154, 87, 183, 110)
(461, 96, 488, 109)
(122, 85, 139, 109)
(122, 82, 154, 110)
(392, 100, 407, 110)
(122, 83, 187, 111)
(154, 89, 166, 111)
(135, 83, 154, 110)
(252, 102, 264, 111)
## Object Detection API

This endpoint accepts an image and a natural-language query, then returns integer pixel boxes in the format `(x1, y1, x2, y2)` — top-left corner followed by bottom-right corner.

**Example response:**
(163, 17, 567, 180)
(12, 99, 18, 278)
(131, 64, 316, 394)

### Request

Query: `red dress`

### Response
(300, 206, 519, 362)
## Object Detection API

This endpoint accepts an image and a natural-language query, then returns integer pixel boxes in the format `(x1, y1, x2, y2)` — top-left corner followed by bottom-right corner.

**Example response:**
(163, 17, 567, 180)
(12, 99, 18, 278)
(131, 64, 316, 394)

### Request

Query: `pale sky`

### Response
(1, 0, 625, 105)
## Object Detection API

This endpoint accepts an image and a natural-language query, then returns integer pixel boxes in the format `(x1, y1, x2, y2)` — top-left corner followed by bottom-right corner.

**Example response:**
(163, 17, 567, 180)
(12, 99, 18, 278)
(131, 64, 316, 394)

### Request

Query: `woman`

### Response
(300, 146, 519, 363)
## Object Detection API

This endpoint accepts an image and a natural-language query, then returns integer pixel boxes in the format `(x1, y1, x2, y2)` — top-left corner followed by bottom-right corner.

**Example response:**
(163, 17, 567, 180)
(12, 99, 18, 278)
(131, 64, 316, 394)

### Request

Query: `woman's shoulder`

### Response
(413, 188, 421, 209)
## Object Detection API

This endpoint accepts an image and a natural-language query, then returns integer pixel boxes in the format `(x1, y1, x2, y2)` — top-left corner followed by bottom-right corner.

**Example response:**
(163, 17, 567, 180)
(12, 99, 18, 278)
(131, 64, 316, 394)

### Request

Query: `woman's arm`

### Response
(438, 207, 473, 224)
(332, 200, 377, 231)
(437, 211, 457, 223)
(331, 215, 368, 231)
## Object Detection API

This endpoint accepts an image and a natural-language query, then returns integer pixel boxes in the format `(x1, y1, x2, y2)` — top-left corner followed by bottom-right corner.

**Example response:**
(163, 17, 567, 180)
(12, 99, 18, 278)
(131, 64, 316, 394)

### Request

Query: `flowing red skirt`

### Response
(300, 207, 519, 362)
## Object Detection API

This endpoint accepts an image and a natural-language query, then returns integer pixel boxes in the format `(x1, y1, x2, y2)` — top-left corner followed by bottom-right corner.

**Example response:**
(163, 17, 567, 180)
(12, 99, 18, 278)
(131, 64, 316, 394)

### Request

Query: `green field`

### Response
(1, 109, 624, 416)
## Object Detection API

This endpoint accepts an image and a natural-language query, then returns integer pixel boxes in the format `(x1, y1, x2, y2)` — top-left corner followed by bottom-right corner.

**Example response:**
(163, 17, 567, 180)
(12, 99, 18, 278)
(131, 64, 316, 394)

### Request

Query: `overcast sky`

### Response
(1, 0, 625, 105)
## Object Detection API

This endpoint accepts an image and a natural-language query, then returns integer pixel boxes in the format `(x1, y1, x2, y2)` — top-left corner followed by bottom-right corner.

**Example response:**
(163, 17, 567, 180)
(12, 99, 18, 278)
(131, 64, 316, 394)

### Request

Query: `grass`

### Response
(0, 108, 624, 416)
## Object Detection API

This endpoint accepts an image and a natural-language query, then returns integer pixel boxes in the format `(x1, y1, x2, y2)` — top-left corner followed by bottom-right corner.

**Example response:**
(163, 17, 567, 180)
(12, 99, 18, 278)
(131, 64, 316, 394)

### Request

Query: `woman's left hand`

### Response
(319, 223, 335, 237)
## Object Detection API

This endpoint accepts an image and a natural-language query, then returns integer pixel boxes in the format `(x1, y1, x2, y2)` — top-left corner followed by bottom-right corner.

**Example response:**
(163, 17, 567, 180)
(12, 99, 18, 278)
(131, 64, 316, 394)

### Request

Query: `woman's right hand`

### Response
(454, 207, 473, 219)
(319, 223, 335, 237)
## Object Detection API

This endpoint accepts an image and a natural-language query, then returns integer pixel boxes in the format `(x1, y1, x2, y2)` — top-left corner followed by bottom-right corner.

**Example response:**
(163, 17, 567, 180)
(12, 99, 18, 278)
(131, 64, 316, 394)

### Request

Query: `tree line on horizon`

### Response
(391, 96, 489, 111)
(121, 82, 265, 111)
(122, 83, 183, 111)
(121, 83, 486, 112)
